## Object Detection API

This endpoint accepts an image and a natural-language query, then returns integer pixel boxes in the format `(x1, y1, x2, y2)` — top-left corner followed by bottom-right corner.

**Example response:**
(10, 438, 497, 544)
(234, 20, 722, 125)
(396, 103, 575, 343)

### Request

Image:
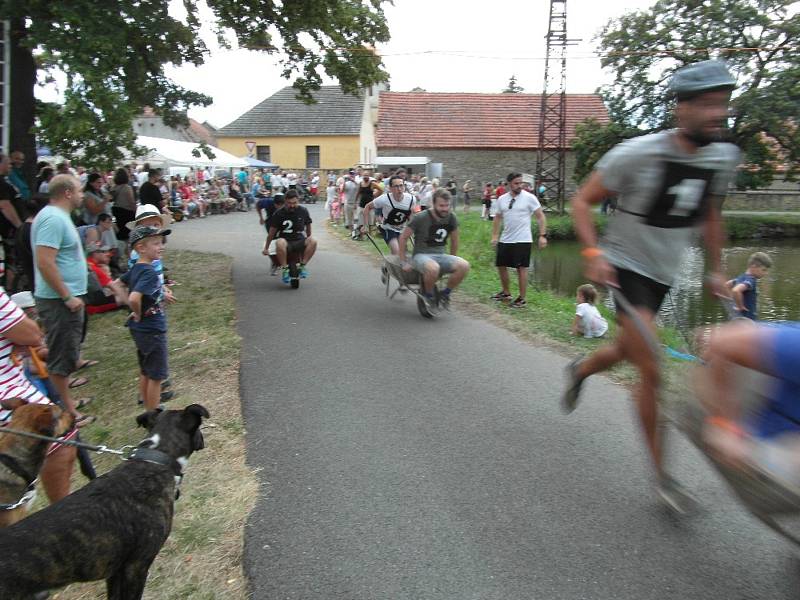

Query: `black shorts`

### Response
(381, 228, 401, 244)
(495, 242, 532, 268)
(285, 238, 306, 255)
(615, 268, 670, 315)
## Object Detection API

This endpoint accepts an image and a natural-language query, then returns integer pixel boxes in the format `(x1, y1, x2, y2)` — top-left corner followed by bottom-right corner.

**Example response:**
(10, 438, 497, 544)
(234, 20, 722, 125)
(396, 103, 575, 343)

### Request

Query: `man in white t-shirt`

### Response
(490, 172, 547, 308)
(361, 174, 415, 254)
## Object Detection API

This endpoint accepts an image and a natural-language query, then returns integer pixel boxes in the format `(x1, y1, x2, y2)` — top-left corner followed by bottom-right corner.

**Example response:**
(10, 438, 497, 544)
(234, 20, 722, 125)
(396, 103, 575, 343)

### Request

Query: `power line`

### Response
(374, 45, 799, 61)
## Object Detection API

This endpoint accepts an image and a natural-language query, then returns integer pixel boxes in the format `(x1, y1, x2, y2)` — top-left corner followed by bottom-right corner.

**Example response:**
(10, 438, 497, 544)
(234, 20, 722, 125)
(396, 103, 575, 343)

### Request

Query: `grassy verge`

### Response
(45, 249, 257, 600)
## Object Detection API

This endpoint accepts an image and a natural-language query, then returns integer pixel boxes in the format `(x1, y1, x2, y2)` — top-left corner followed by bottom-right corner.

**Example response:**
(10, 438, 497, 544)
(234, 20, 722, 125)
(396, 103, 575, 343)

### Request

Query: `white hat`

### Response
(11, 291, 35, 309)
(126, 204, 172, 230)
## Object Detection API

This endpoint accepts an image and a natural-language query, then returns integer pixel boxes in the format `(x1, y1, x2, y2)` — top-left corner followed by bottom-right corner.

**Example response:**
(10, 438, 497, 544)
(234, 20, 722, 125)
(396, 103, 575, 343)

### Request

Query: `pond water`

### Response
(531, 240, 800, 329)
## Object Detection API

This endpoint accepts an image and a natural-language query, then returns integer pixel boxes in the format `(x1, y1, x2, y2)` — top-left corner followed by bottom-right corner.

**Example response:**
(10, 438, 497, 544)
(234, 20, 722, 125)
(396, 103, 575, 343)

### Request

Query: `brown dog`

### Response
(0, 399, 75, 527)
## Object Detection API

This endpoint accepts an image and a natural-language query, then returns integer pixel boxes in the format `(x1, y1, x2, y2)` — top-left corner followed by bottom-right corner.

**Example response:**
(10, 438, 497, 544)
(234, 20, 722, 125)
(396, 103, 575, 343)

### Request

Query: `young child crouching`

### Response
(727, 251, 772, 320)
(571, 284, 608, 338)
(125, 226, 171, 411)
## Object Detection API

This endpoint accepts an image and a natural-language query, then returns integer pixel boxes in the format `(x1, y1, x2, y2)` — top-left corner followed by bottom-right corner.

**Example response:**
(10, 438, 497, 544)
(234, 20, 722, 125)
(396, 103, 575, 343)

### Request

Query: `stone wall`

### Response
(379, 147, 579, 197)
(725, 190, 800, 212)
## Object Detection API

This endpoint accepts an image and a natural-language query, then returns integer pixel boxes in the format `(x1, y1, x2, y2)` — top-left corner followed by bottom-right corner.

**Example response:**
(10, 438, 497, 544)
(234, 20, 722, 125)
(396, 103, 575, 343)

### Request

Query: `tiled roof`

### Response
(216, 86, 364, 137)
(377, 92, 608, 149)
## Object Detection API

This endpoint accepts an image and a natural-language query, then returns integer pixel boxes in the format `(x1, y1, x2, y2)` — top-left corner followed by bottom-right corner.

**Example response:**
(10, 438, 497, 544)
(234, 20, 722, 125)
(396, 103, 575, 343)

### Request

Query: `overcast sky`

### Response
(33, 1, 658, 128)
(159, 0, 658, 129)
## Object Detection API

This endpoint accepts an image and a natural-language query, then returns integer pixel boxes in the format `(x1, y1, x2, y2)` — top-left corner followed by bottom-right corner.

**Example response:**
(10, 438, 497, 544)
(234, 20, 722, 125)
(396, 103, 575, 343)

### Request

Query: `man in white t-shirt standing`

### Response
(490, 172, 547, 308)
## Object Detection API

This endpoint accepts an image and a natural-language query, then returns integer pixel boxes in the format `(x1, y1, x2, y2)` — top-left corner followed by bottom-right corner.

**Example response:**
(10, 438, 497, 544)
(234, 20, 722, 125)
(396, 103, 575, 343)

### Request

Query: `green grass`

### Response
(45, 250, 256, 600)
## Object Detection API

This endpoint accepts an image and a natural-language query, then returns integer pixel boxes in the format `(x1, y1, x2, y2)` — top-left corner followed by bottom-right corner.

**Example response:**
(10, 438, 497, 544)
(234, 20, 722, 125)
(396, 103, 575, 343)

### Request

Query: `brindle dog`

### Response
(0, 404, 209, 600)
(0, 399, 75, 527)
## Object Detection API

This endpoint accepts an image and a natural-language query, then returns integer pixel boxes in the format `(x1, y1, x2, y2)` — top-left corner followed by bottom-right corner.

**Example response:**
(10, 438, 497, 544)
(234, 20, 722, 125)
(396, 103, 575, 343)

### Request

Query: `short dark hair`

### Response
(84, 172, 102, 192)
(432, 189, 451, 204)
(148, 169, 160, 179)
(96, 213, 113, 224)
(113, 168, 129, 185)
(285, 189, 299, 200)
(507, 172, 522, 183)
(388, 175, 404, 189)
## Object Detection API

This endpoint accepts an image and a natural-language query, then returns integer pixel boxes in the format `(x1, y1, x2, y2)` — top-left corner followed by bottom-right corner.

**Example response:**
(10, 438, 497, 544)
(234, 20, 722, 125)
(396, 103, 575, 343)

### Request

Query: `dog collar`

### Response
(128, 447, 183, 476)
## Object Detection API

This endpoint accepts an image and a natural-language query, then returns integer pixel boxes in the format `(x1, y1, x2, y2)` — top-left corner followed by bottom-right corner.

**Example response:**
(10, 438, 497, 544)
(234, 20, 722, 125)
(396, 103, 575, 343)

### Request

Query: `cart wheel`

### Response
(416, 295, 434, 318)
(289, 263, 300, 289)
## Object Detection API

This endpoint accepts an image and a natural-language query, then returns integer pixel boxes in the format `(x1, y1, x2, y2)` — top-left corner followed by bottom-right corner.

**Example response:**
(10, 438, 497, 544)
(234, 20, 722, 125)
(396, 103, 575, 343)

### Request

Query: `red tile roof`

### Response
(377, 92, 608, 149)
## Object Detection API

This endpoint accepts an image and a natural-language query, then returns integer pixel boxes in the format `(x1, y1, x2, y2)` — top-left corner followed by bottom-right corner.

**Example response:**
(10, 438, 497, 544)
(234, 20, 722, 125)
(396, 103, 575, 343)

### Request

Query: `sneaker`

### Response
(439, 290, 451, 310)
(561, 356, 586, 414)
(424, 294, 439, 313)
(491, 291, 512, 301)
(299, 264, 308, 279)
(270, 264, 279, 276)
(137, 390, 176, 405)
(281, 267, 291, 284)
(656, 474, 697, 515)
(509, 297, 527, 309)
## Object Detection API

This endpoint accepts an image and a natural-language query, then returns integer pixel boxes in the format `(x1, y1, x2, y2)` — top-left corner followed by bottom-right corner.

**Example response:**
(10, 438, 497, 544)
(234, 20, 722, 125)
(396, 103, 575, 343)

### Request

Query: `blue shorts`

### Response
(412, 253, 459, 275)
(752, 323, 800, 438)
(130, 330, 169, 381)
(381, 228, 401, 244)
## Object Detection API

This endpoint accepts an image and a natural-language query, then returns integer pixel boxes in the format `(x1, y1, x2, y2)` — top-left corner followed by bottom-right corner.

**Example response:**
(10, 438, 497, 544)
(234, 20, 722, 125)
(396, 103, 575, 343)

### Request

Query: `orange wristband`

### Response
(705, 416, 744, 436)
(580, 247, 604, 259)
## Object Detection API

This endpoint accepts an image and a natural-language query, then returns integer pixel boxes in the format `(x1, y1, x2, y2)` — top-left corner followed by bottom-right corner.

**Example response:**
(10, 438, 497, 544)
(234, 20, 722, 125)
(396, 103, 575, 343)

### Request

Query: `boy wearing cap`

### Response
(126, 226, 171, 410)
(562, 60, 740, 512)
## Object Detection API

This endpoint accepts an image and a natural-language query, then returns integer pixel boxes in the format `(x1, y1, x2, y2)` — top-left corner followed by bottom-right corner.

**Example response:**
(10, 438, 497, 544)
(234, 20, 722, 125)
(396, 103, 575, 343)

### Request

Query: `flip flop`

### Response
(75, 398, 92, 409)
(75, 415, 96, 428)
(69, 377, 89, 389)
(76, 359, 99, 372)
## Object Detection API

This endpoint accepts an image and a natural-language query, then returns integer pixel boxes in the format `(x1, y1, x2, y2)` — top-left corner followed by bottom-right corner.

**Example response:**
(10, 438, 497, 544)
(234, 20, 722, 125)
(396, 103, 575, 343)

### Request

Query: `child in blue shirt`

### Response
(727, 251, 772, 320)
(125, 226, 171, 411)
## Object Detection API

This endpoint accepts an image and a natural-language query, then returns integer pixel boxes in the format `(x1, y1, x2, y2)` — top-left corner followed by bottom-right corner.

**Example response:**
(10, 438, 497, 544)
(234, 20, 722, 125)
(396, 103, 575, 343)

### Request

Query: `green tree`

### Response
(1, 0, 390, 179)
(502, 75, 524, 93)
(573, 0, 799, 188)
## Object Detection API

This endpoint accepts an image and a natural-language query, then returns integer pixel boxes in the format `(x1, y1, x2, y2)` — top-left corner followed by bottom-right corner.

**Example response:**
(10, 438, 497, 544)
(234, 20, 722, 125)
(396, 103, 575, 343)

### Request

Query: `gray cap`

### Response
(669, 60, 736, 100)
(130, 225, 171, 247)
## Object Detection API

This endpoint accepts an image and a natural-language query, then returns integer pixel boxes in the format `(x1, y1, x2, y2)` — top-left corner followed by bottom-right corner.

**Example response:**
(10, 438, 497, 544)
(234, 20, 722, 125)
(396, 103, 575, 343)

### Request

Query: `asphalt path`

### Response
(169, 206, 800, 599)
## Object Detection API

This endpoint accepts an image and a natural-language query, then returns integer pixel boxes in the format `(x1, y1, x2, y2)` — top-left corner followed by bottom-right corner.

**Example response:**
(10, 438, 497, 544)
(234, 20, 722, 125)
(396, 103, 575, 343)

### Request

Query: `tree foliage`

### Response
(502, 75, 524, 94)
(0, 0, 390, 171)
(574, 0, 800, 189)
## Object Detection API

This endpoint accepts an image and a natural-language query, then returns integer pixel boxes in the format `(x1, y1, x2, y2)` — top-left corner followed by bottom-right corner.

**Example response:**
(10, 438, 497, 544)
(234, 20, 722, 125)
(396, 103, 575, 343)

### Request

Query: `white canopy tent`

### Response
(135, 135, 248, 169)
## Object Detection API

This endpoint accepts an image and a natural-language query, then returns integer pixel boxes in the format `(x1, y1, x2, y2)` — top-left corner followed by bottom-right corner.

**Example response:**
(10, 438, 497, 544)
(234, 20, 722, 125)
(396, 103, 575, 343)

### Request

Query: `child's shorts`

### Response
(130, 330, 169, 381)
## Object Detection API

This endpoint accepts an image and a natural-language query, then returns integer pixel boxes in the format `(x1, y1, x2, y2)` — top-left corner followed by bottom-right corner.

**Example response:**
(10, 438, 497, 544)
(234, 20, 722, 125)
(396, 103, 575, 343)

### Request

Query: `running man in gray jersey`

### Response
(561, 60, 740, 512)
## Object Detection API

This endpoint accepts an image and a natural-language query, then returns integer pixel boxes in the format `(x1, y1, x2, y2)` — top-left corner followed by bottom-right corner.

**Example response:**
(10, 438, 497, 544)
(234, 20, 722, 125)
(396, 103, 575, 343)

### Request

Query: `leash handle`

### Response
(28, 346, 49, 379)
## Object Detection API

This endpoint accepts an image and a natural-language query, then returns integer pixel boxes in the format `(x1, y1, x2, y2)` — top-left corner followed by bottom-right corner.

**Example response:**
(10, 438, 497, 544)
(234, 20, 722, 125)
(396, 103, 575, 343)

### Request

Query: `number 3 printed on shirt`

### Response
(434, 228, 448, 243)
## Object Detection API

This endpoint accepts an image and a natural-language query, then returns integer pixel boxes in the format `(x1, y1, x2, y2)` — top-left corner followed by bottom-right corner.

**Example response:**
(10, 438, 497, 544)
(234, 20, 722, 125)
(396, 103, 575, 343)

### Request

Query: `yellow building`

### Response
(215, 85, 381, 176)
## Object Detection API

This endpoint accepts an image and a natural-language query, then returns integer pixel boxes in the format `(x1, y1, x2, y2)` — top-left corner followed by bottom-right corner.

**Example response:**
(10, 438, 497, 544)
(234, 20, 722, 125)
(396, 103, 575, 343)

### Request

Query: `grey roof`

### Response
(216, 86, 364, 137)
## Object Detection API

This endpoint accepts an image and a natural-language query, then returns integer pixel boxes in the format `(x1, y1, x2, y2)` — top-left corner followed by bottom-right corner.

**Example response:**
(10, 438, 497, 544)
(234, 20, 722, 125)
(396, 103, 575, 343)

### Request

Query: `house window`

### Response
(256, 145, 270, 163)
(306, 145, 320, 169)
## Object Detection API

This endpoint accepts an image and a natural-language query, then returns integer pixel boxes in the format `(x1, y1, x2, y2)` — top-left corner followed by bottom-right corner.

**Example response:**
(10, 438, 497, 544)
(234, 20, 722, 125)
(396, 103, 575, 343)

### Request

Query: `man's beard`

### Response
(683, 125, 726, 147)
(433, 208, 448, 219)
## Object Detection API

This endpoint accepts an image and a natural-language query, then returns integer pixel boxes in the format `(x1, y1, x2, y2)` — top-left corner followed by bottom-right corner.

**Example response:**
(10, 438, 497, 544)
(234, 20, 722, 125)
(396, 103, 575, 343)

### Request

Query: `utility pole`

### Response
(535, 0, 577, 214)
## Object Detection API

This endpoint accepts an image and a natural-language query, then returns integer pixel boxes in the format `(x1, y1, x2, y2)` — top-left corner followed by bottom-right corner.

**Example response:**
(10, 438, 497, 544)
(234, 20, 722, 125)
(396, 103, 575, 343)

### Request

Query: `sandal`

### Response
(76, 359, 99, 372)
(75, 414, 96, 428)
(69, 376, 89, 389)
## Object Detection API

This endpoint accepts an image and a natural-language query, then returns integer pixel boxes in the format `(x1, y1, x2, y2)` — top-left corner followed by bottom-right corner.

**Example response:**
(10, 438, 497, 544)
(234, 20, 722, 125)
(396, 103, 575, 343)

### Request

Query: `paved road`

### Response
(169, 208, 799, 600)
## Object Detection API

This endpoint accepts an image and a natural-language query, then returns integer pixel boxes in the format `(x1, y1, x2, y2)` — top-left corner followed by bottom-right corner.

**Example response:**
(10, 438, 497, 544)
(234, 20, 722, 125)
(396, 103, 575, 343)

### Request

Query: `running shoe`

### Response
(561, 356, 586, 414)
(270, 265, 279, 276)
(424, 294, 439, 313)
(299, 264, 308, 279)
(491, 291, 512, 301)
(509, 297, 527, 309)
(281, 267, 291, 284)
(655, 474, 697, 515)
(439, 290, 451, 310)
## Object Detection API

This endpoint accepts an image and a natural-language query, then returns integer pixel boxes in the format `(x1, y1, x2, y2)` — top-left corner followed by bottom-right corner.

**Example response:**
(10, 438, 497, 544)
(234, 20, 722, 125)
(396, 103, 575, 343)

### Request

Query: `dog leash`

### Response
(0, 428, 135, 458)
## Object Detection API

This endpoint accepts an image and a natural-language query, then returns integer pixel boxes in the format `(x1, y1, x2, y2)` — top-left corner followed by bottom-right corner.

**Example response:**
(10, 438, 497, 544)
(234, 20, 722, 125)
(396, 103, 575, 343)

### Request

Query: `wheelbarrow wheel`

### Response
(416, 295, 434, 319)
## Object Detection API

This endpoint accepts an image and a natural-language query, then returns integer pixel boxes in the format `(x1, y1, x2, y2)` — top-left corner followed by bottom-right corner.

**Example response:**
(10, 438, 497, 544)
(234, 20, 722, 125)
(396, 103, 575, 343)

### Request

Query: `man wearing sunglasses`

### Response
(490, 172, 548, 309)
